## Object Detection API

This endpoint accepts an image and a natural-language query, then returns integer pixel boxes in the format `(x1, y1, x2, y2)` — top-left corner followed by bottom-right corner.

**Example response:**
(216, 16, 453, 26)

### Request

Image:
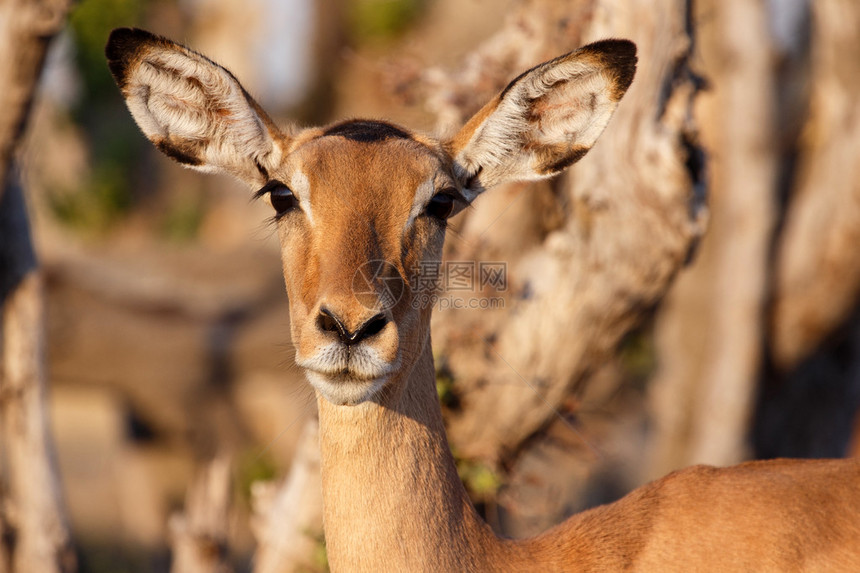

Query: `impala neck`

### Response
(317, 336, 507, 571)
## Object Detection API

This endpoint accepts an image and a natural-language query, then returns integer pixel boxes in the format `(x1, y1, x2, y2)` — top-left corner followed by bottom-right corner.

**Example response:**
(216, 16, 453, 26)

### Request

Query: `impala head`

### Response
(106, 28, 636, 406)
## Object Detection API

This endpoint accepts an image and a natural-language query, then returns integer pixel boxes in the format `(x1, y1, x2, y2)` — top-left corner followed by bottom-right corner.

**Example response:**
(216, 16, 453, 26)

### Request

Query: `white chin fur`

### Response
(306, 370, 387, 406)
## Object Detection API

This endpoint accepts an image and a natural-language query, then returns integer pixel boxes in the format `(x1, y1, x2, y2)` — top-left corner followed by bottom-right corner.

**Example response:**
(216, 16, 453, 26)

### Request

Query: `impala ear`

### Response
(105, 27, 286, 186)
(449, 39, 636, 200)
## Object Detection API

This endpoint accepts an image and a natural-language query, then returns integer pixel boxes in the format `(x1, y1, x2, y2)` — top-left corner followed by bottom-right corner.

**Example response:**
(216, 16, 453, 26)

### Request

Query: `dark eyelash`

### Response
(253, 179, 287, 201)
(262, 214, 281, 229)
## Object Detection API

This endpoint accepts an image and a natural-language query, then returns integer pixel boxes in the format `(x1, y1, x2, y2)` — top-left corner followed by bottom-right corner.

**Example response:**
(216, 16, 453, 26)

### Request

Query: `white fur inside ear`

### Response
(121, 44, 280, 182)
(455, 51, 626, 190)
(528, 74, 616, 151)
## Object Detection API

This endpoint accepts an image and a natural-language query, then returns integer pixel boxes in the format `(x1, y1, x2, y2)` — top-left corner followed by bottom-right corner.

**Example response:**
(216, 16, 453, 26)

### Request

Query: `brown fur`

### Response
(105, 29, 860, 572)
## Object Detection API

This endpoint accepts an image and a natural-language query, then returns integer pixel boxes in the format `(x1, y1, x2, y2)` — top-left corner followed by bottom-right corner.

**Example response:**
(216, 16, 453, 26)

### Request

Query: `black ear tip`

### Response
(105, 28, 159, 87)
(581, 38, 638, 96)
(582, 38, 638, 63)
(106, 27, 136, 46)
(105, 27, 153, 58)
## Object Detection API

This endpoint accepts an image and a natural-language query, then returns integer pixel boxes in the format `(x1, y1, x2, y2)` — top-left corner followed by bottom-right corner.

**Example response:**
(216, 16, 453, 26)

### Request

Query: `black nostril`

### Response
(356, 313, 388, 342)
(317, 308, 388, 345)
(318, 307, 348, 340)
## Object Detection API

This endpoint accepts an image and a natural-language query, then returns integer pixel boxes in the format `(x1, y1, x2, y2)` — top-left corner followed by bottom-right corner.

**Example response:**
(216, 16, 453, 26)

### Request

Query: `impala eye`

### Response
(258, 180, 298, 218)
(425, 191, 457, 221)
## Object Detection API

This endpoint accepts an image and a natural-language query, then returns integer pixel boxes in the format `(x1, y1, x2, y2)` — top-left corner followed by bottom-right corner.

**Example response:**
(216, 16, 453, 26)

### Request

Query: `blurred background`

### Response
(1, 0, 859, 571)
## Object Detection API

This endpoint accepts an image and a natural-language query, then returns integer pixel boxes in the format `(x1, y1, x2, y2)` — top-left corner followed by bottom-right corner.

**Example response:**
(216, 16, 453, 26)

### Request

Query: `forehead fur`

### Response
(286, 134, 446, 217)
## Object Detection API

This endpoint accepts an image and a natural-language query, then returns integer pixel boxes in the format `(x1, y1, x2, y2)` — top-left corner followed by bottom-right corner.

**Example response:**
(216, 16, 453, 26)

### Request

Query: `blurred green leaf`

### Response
(49, 161, 132, 234)
(308, 531, 329, 573)
(235, 449, 278, 507)
(455, 456, 502, 502)
(435, 367, 456, 407)
(69, 0, 143, 104)
(618, 326, 656, 386)
(160, 195, 205, 243)
(348, 0, 426, 44)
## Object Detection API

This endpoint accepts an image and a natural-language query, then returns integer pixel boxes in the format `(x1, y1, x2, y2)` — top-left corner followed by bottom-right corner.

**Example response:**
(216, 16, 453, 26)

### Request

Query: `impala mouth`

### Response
(304, 369, 389, 405)
(297, 344, 396, 405)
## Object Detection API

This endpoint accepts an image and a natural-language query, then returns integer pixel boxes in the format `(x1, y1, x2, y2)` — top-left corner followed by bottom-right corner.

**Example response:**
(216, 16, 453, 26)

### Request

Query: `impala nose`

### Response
(317, 307, 389, 345)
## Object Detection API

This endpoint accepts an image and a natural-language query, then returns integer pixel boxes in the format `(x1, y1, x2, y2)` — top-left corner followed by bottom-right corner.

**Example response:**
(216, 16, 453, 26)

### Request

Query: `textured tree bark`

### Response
(770, 0, 860, 370)
(251, 419, 323, 573)
(422, 0, 704, 463)
(0, 2, 75, 572)
(169, 456, 233, 573)
(647, 0, 779, 475)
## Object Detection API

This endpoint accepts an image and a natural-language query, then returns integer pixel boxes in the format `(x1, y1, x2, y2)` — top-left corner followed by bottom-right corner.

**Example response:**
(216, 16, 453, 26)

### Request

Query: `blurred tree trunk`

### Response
(0, 1, 75, 572)
(422, 0, 704, 466)
(755, 0, 860, 460)
(646, 0, 779, 477)
(0, 0, 70, 204)
(169, 456, 232, 573)
(648, 0, 860, 474)
(251, 419, 323, 573)
(0, 508, 7, 573)
(771, 0, 860, 370)
(683, 0, 778, 467)
(1, 256, 75, 573)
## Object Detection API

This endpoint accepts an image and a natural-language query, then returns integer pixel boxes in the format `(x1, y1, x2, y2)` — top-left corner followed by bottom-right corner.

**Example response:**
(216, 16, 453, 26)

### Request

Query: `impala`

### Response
(106, 28, 860, 572)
